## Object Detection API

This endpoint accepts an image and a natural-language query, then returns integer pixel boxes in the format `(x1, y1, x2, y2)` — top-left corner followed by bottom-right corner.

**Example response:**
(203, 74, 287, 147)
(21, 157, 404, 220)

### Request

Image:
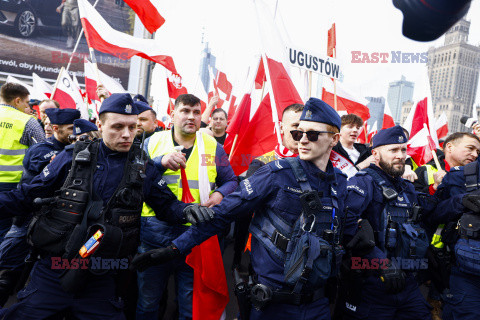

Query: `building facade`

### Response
(427, 19, 480, 134)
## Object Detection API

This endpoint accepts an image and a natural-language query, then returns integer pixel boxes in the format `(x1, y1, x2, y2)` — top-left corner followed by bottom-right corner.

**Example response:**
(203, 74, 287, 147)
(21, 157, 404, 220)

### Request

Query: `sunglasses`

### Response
(290, 130, 336, 142)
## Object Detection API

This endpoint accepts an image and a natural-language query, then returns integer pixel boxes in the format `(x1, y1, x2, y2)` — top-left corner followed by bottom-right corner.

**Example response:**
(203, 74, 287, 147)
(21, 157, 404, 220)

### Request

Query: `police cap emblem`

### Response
(398, 136, 404, 143)
(305, 110, 313, 119)
(125, 104, 132, 114)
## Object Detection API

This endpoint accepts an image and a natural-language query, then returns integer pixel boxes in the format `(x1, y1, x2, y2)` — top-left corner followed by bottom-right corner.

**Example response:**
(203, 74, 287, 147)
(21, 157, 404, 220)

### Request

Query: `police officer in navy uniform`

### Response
(0, 94, 214, 319)
(0, 108, 80, 306)
(430, 158, 480, 319)
(131, 97, 349, 320)
(71, 118, 100, 142)
(342, 126, 433, 320)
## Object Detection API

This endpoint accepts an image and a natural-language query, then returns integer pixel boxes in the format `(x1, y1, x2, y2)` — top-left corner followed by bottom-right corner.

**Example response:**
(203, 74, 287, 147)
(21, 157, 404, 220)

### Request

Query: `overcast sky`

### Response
(150, 0, 480, 112)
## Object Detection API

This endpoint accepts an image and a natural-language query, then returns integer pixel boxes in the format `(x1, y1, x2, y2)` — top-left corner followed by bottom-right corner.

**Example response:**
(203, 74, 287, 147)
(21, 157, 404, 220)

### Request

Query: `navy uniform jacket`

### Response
(173, 158, 348, 289)
(344, 164, 435, 260)
(21, 136, 68, 185)
(0, 140, 187, 223)
(429, 164, 471, 226)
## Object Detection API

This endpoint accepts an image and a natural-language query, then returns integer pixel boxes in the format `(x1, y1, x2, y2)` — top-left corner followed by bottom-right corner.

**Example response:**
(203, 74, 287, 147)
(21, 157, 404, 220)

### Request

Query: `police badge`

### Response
(125, 104, 132, 114)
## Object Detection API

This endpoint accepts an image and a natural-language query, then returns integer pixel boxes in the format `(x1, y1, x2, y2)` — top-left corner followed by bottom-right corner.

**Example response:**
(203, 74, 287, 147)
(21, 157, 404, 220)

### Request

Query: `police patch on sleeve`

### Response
(240, 178, 258, 200)
(347, 184, 365, 196)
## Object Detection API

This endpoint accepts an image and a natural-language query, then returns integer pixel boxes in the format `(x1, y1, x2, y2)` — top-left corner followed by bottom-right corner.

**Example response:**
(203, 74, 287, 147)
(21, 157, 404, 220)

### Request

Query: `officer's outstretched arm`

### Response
(0, 151, 71, 217)
(172, 165, 278, 254)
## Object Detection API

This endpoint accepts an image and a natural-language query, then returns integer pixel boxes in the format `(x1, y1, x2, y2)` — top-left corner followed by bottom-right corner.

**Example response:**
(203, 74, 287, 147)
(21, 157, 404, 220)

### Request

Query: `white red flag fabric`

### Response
(166, 72, 188, 99)
(330, 150, 358, 178)
(435, 112, 448, 140)
(382, 102, 395, 129)
(6, 75, 47, 101)
(228, 94, 278, 175)
(327, 23, 336, 58)
(122, 0, 165, 33)
(77, 0, 177, 73)
(51, 68, 84, 111)
(367, 120, 378, 143)
(357, 121, 368, 144)
(32, 73, 53, 99)
(403, 73, 439, 148)
(407, 126, 436, 166)
(322, 79, 370, 122)
(84, 60, 126, 101)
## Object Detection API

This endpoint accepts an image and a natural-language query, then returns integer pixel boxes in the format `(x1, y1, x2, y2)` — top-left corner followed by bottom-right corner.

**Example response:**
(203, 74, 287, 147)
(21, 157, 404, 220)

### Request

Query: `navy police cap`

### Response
(300, 97, 341, 130)
(99, 93, 137, 116)
(372, 125, 407, 149)
(134, 101, 151, 114)
(73, 119, 98, 136)
(44, 108, 80, 125)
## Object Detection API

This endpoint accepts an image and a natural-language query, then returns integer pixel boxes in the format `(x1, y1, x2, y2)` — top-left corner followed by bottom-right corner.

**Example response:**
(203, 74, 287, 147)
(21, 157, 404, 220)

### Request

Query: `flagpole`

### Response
(65, 0, 102, 73)
(424, 124, 441, 169)
(253, 1, 282, 146)
(50, 67, 64, 98)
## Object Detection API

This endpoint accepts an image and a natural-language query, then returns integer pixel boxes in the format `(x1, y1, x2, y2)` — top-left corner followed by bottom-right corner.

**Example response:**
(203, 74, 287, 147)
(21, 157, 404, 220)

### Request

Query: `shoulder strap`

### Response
(464, 161, 479, 192)
(285, 158, 312, 192)
(363, 167, 398, 201)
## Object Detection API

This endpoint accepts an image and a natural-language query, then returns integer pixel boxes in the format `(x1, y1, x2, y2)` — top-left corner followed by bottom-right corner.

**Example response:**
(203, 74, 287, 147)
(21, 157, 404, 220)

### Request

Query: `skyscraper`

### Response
(427, 19, 480, 133)
(387, 76, 415, 123)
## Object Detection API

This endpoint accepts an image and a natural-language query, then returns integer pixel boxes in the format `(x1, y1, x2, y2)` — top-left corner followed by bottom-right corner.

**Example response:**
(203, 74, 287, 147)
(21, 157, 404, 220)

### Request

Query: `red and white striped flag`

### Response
(122, 0, 165, 33)
(435, 112, 448, 139)
(322, 79, 370, 122)
(382, 102, 395, 129)
(52, 68, 85, 112)
(32, 73, 53, 99)
(84, 60, 126, 101)
(78, 0, 176, 73)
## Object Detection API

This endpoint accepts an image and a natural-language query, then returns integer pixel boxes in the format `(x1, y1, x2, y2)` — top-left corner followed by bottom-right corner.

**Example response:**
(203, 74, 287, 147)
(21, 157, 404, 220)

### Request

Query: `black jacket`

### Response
(332, 142, 371, 166)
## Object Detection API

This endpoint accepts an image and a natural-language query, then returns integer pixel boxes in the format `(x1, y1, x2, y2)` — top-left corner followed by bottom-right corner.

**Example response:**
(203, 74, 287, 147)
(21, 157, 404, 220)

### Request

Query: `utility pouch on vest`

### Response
(59, 223, 123, 293)
(454, 213, 480, 275)
(454, 238, 480, 275)
(396, 222, 429, 260)
(27, 141, 98, 256)
(284, 215, 334, 293)
(385, 221, 398, 250)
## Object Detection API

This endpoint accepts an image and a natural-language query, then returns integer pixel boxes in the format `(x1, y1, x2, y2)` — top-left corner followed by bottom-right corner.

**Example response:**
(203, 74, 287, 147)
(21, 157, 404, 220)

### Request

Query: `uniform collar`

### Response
(100, 140, 128, 157)
(48, 136, 68, 149)
(368, 163, 406, 190)
(299, 158, 337, 183)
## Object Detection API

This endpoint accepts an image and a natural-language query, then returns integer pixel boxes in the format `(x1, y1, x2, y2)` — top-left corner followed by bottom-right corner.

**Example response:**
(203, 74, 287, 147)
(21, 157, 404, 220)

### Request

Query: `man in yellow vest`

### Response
(413, 132, 480, 320)
(136, 94, 237, 319)
(0, 83, 45, 241)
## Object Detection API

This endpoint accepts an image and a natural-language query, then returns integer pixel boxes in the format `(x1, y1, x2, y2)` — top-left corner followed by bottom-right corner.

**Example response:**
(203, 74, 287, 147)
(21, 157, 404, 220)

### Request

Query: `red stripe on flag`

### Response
(52, 89, 76, 109)
(81, 18, 177, 74)
(123, 0, 165, 33)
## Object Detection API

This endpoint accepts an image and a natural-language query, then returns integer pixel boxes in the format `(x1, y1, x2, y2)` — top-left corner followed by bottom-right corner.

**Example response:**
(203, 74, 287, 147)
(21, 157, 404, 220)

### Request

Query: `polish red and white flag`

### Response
(122, 0, 165, 33)
(78, 0, 177, 73)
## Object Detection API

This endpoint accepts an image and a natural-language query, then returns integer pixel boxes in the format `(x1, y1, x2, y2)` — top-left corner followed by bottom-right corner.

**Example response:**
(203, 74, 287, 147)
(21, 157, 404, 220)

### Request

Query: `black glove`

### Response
(462, 193, 480, 213)
(380, 261, 406, 294)
(130, 245, 181, 271)
(184, 204, 215, 225)
(346, 219, 376, 256)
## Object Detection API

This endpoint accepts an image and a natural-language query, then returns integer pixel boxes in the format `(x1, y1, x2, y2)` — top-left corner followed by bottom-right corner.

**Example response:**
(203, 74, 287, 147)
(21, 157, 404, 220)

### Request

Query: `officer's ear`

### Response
(51, 124, 59, 133)
(372, 148, 380, 162)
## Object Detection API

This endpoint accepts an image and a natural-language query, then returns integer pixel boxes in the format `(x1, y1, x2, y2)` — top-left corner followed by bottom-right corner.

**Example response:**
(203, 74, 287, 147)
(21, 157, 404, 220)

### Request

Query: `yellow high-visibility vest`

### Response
(0, 105, 33, 183)
(423, 163, 445, 248)
(141, 130, 218, 220)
